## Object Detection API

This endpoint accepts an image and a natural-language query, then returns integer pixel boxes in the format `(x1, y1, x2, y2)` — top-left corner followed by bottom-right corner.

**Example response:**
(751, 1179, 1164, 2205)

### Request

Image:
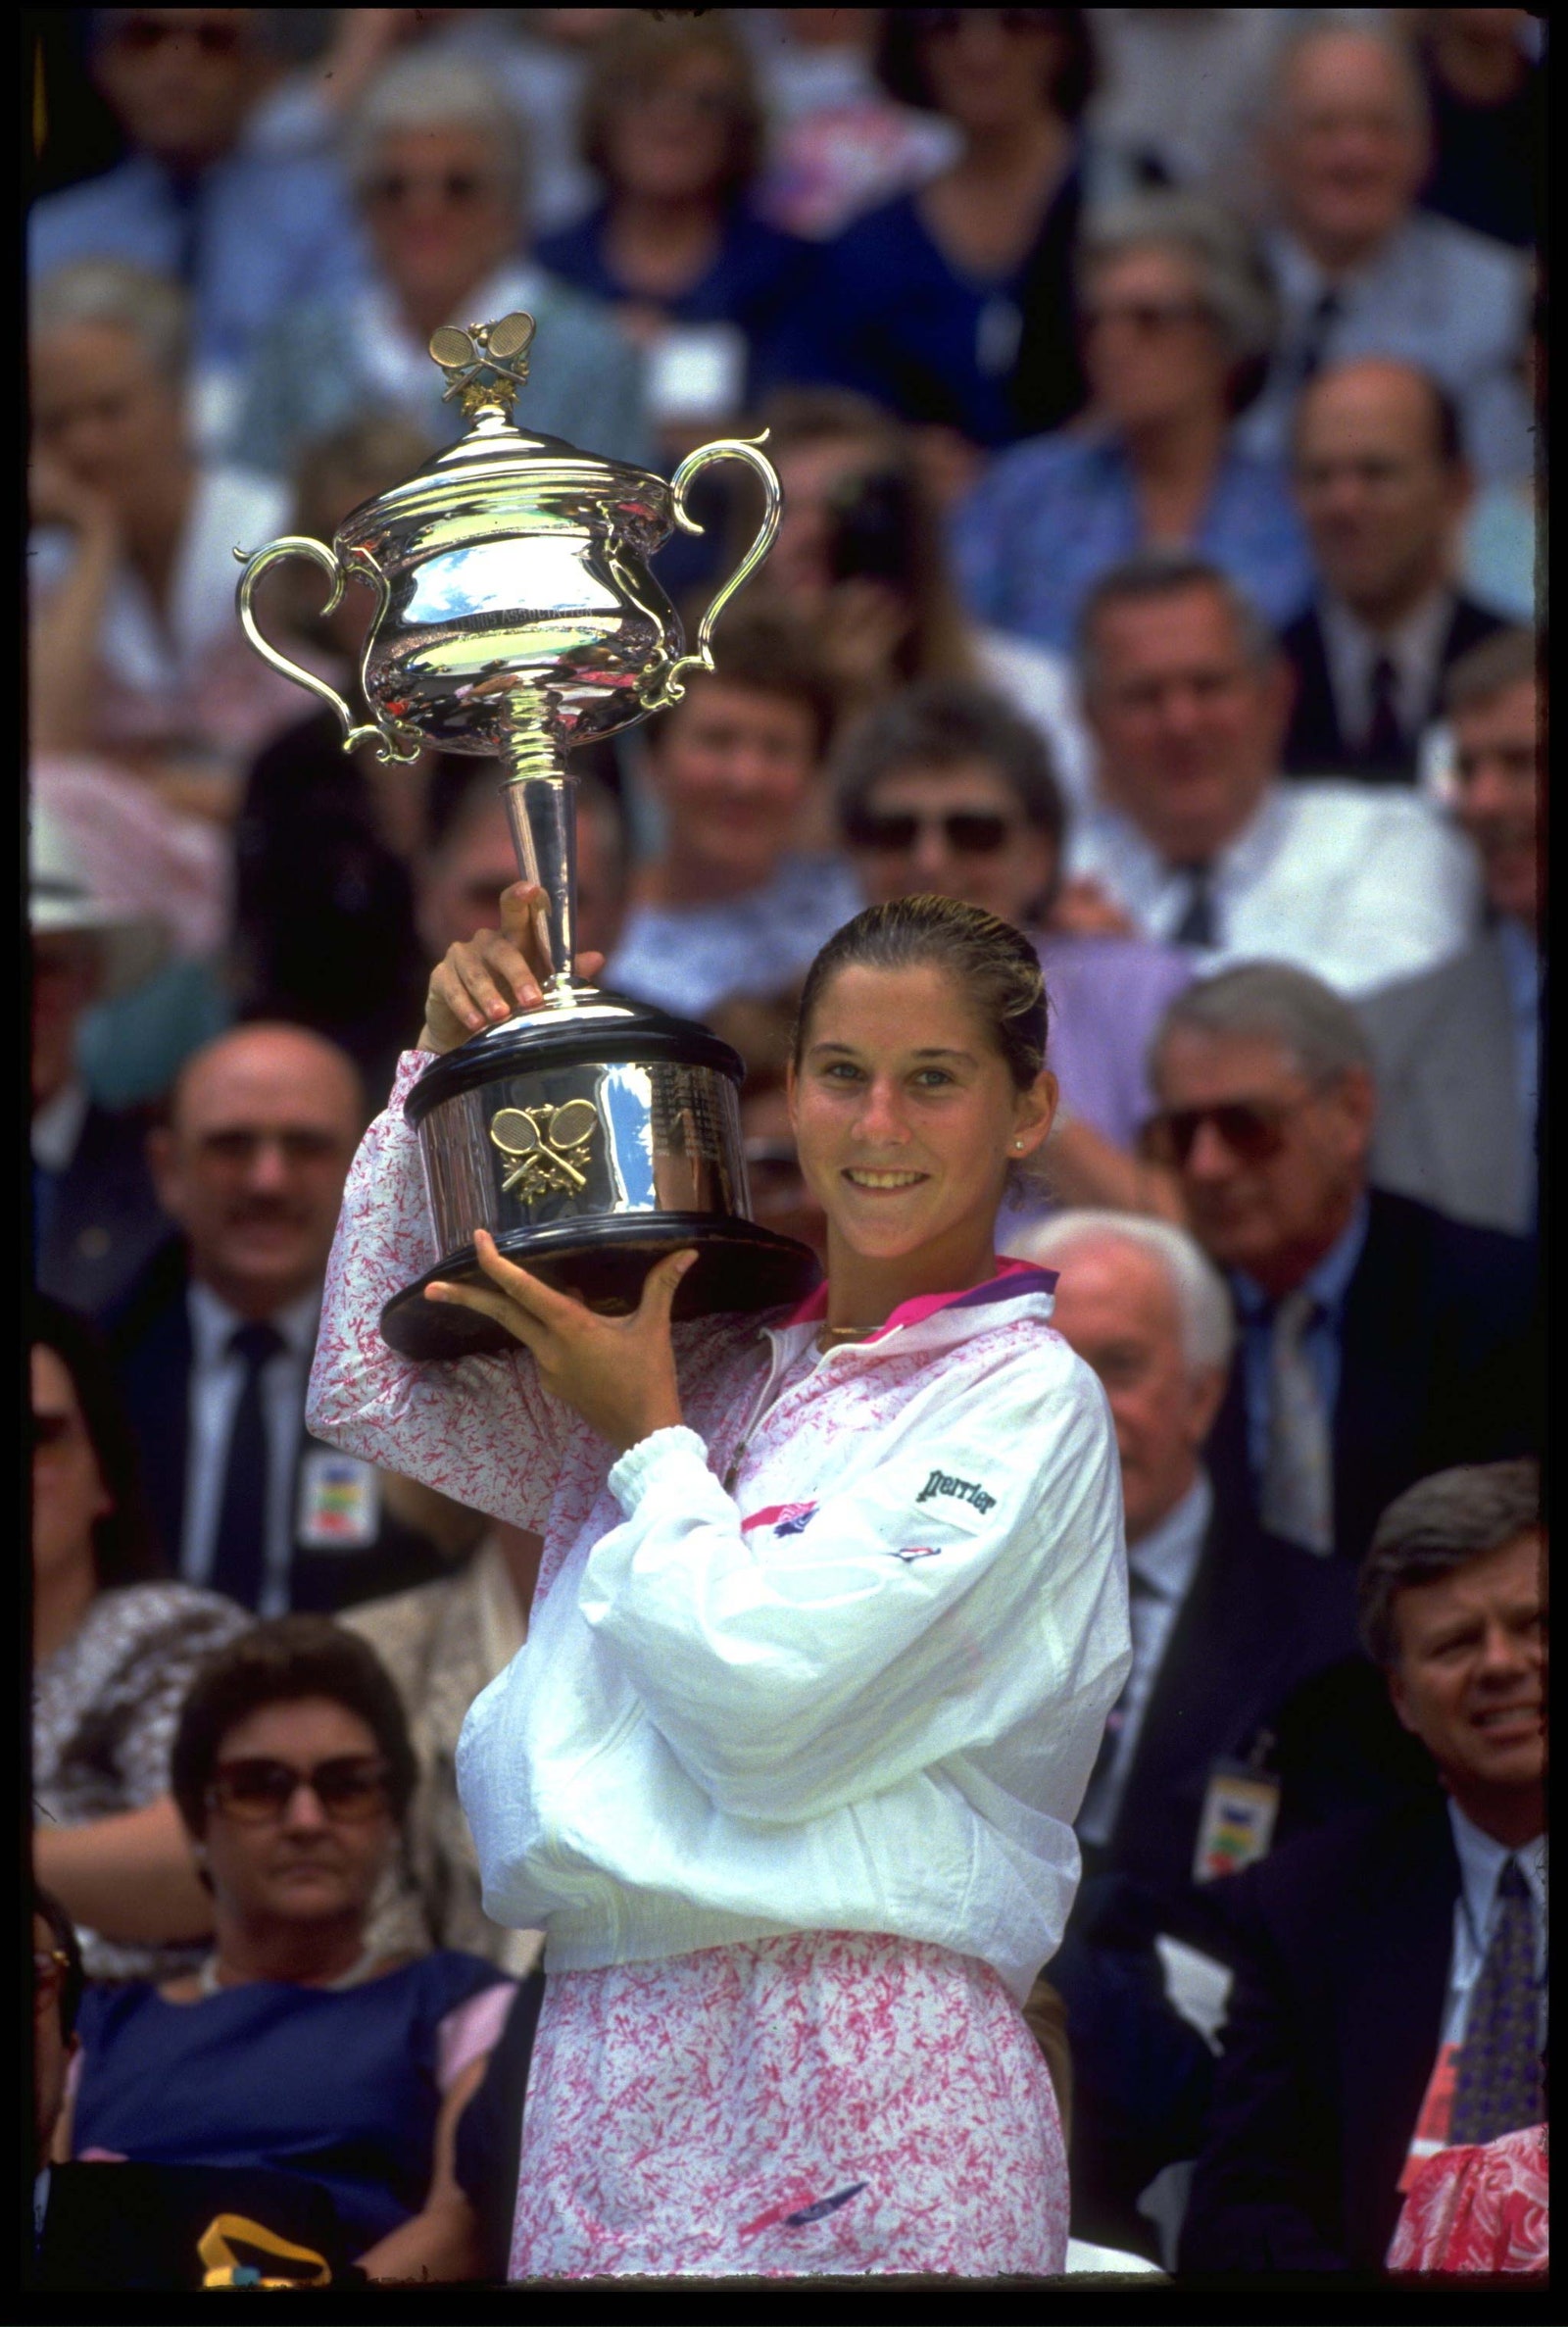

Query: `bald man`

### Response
(1280, 357, 1507, 780)
(109, 1023, 446, 1615)
(1238, 23, 1532, 487)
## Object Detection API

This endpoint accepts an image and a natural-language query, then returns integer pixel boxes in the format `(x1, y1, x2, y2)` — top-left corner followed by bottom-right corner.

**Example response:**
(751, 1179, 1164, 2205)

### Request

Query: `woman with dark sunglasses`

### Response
(837, 681, 1191, 1224)
(30, 1297, 251, 1984)
(63, 1615, 514, 2282)
(307, 881, 1129, 2278)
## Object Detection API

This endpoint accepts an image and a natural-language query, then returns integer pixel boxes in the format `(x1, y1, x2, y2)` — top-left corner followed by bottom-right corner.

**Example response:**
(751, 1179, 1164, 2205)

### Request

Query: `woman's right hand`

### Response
(417, 882, 606, 1054)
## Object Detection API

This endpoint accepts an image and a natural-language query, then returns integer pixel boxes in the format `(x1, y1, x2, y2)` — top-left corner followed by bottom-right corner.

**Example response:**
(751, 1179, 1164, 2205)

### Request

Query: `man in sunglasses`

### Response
(1146, 962, 1540, 1567)
(1064, 550, 1479, 999)
(107, 1023, 447, 1619)
(29, 12, 361, 453)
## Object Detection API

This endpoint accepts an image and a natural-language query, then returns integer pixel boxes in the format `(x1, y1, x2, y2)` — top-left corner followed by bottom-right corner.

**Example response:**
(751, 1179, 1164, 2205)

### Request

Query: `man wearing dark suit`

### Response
(1181, 1461, 1545, 2274)
(1146, 964, 1540, 1567)
(1361, 628, 1542, 1235)
(108, 1021, 445, 1616)
(1279, 359, 1505, 781)
(31, 810, 171, 1318)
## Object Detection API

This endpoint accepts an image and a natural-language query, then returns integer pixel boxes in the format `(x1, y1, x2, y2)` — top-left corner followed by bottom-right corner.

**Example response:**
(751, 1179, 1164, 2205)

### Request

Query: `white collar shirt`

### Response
(32, 1078, 91, 1174)
(1318, 587, 1456, 750)
(1066, 776, 1479, 998)
(1443, 1800, 1547, 2050)
(183, 1280, 320, 1616)
(1076, 1470, 1211, 1849)
(353, 262, 548, 414)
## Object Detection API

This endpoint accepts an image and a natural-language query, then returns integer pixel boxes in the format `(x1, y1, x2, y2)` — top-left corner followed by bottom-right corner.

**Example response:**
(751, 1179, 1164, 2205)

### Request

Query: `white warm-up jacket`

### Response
(308, 1054, 1131, 2004)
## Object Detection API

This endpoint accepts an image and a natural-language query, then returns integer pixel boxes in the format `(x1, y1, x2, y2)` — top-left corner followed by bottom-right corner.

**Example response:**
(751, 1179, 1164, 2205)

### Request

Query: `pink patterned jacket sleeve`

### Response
(1388, 2126, 1548, 2274)
(306, 1052, 565, 1532)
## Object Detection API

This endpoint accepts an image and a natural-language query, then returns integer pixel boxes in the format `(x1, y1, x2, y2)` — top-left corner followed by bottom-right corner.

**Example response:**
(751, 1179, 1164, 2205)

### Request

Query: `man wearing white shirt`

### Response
(1061, 550, 1479, 999)
(109, 1023, 441, 1617)
(1237, 23, 1532, 487)
(1183, 1461, 1544, 2273)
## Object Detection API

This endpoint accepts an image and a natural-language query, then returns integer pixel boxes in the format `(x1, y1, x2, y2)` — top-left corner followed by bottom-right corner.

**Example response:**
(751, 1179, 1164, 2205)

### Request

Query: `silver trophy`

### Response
(236, 312, 820, 1356)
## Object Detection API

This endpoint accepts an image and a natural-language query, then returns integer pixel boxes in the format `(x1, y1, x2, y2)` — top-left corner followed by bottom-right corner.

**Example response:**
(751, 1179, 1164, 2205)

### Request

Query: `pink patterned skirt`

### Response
(510, 1929, 1068, 2279)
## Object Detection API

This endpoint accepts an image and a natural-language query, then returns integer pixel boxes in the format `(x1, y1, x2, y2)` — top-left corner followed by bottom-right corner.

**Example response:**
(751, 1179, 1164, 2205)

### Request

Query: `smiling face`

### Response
(1271, 31, 1429, 272)
(849, 760, 1056, 931)
(648, 677, 821, 891)
(1388, 1532, 1545, 1820)
(789, 962, 1054, 1306)
(200, 1696, 396, 1945)
(1452, 676, 1540, 933)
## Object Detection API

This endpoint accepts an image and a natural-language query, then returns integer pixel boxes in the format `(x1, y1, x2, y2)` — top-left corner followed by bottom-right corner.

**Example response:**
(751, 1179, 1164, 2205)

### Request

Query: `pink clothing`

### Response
(512, 1930, 1067, 2279)
(309, 1054, 1111, 2275)
(1388, 2126, 1547, 2276)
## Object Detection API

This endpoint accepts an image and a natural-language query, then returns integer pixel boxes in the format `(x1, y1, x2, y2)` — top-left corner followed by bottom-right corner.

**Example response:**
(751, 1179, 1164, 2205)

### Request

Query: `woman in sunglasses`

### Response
(307, 883, 1129, 2277)
(955, 190, 1310, 654)
(837, 681, 1190, 1223)
(234, 53, 652, 480)
(31, 1297, 250, 1984)
(64, 1615, 514, 2282)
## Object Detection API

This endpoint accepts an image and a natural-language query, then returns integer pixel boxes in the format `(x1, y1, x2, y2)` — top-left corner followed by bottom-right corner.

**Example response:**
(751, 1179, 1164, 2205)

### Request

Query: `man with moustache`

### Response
(109, 1021, 444, 1615)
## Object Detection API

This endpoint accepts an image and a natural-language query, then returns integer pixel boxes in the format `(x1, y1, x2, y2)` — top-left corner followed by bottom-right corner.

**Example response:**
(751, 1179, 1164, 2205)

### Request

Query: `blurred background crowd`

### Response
(27, 6, 1544, 2289)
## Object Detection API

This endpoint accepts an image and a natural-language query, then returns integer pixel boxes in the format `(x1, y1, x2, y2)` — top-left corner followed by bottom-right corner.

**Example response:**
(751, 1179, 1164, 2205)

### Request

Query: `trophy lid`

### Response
(334, 312, 674, 558)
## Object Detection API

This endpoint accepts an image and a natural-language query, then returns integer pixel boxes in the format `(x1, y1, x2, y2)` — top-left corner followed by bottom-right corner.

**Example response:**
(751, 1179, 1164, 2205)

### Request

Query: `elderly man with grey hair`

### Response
(233, 52, 652, 477)
(1235, 19, 1533, 488)
(1144, 961, 1540, 1567)
(1183, 1459, 1544, 2275)
(1010, 1211, 1361, 1906)
(1057, 550, 1480, 996)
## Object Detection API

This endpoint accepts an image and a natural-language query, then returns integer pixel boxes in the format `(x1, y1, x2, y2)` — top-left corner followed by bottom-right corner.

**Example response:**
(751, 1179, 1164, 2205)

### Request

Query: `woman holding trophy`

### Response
(308, 879, 1129, 2279)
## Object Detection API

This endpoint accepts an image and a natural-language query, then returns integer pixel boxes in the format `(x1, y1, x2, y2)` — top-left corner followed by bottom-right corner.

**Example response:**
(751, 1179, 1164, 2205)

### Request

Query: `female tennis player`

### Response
(307, 881, 1129, 2280)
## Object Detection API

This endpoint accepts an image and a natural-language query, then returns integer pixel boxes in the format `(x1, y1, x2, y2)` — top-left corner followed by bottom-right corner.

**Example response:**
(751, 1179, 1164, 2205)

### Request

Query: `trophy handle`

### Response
(639, 432, 782, 712)
(233, 536, 421, 765)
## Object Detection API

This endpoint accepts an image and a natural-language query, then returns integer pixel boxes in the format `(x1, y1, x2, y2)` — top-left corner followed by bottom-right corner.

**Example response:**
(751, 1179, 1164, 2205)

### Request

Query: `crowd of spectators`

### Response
(27, 7, 1544, 2289)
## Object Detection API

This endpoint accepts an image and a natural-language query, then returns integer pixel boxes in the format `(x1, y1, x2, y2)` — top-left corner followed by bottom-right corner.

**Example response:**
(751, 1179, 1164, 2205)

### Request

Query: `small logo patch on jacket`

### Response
(740, 1501, 818, 1537)
(892, 1545, 942, 1564)
(916, 1466, 997, 1515)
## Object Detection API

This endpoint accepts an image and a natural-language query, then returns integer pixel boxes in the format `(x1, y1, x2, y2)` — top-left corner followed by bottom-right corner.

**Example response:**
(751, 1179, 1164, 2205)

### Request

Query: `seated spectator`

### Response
(25, 9, 361, 453)
(1085, 8, 1293, 218)
(793, 9, 1097, 489)
(28, 260, 302, 817)
(1144, 964, 1541, 1564)
(1414, 9, 1542, 253)
(31, 1297, 249, 1980)
(955, 193, 1310, 655)
(757, 385, 1092, 801)
(1237, 22, 1533, 487)
(834, 681, 1189, 1217)
(1281, 360, 1507, 782)
(1362, 629, 1542, 1235)
(109, 1023, 448, 1618)
(1388, 2122, 1547, 2278)
(65, 1617, 514, 2281)
(747, 6, 959, 241)
(32, 812, 169, 1318)
(1062, 552, 1480, 997)
(234, 54, 651, 479)
(1009, 1214, 1362, 1905)
(1182, 1461, 1545, 2275)
(343, 1521, 545, 1976)
(537, 17, 812, 440)
(601, 609, 858, 1020)
(31, 1881, 368, 2292)
(231, 414, 441, 1101)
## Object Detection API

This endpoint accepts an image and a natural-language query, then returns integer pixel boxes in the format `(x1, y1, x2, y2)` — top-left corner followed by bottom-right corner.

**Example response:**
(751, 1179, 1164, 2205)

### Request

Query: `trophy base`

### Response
(379, 1213, 820, 1360)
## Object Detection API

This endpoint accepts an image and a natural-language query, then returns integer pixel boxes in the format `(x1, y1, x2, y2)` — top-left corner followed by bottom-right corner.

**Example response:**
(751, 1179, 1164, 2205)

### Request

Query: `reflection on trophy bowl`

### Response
(335, 409, 690, 757)
(380, 995, 821, 1359)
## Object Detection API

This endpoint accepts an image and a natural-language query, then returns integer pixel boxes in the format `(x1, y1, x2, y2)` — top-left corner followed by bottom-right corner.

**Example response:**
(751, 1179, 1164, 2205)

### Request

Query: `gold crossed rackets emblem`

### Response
(489, 1099, 599, 1198)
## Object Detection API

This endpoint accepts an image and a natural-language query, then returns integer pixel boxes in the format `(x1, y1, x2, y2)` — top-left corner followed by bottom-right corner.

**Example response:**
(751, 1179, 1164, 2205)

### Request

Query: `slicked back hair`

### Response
(1151, 961, 1373, 1088)
(1359, 1461, 1542, 1666)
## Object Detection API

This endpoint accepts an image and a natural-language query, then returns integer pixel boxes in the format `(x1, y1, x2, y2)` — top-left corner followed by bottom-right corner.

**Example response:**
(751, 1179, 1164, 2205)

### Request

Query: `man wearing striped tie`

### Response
(1182, 1461, 1544, 2276)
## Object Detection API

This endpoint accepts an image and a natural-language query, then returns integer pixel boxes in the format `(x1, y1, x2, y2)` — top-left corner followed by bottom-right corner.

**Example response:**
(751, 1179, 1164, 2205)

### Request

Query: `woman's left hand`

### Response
(426, 1230, 694, 1453)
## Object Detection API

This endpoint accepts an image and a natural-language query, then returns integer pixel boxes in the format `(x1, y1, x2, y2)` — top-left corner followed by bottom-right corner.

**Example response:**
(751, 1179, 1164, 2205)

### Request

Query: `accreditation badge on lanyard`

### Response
(1192, 1758, 1282, 1885)
(296, 1450, 380, 1549)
